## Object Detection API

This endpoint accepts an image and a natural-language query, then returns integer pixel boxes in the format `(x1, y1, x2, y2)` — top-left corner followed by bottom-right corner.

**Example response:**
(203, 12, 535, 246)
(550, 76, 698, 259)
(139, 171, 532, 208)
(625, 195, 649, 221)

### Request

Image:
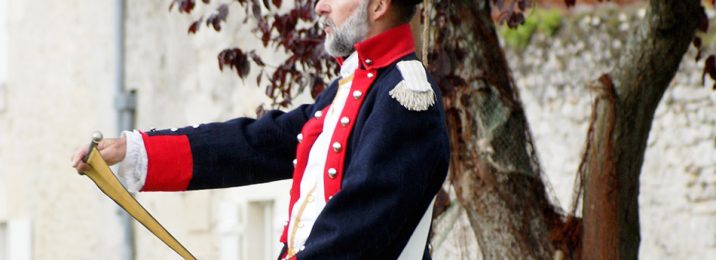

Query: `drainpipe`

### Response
(113, 0, 137, 259)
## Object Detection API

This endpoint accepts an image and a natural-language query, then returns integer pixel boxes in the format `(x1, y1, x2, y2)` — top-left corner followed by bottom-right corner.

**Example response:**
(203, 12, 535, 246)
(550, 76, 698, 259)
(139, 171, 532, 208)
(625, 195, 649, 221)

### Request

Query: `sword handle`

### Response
(79, 131, 104, 175)
(91, 131, 104, 144)
(85, 131, 103, 161)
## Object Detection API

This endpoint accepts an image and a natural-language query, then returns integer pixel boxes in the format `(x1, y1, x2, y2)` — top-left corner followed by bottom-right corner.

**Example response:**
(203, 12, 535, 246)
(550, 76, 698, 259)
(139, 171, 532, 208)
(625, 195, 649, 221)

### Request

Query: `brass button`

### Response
(352, 90, 363, 100)
(328, 168, 337, 178)
(297, 133, 303, 143)
(292, 159, 297, 167)
(332, 142, 342, 152)
(314, 111, 323, 118)
(367, 73, 374, 78)
(340, 117, 350, 127)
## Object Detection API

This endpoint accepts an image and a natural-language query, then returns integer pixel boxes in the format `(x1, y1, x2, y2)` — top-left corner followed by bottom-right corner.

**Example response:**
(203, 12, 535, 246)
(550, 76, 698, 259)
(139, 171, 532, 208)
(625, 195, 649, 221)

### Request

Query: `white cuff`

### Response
(117, 130, 148, 192)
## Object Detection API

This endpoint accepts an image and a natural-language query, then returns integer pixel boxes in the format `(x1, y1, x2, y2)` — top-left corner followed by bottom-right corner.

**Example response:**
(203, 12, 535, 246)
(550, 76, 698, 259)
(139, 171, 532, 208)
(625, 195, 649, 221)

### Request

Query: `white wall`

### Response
(0, 0, 125, 259)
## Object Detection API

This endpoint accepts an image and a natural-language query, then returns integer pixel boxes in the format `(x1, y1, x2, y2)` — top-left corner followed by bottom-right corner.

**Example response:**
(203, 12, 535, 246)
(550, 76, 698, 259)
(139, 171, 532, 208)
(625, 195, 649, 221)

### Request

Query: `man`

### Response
(72, 0, 449, 259)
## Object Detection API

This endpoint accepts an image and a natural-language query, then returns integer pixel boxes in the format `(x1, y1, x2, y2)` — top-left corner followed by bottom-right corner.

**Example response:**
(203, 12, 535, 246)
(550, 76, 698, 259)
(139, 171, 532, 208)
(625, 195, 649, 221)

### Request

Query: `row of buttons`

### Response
(281, 70, 374, 252)
(167, 124, 202, 132)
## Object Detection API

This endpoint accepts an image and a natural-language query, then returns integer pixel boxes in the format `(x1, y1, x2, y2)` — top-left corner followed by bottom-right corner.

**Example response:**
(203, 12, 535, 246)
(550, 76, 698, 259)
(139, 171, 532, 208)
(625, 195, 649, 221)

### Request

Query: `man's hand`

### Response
(71, 136, 127, 172)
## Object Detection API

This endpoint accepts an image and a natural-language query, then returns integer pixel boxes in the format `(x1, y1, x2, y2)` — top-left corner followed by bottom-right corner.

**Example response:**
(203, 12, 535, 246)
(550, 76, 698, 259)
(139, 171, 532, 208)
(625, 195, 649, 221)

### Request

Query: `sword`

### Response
(79, 131, 197, 260)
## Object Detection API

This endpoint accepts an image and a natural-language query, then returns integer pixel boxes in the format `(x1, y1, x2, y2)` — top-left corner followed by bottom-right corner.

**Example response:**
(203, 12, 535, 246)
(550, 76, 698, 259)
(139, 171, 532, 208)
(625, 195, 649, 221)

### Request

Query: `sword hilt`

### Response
(91, 131, 104, 145)
(86, 131, 103, 161)
(79, 131, 104, 175)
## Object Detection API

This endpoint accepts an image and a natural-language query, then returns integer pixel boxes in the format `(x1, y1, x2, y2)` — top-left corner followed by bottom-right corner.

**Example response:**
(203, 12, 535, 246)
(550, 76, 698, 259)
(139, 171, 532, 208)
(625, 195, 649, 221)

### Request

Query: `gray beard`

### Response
(322, 0, 370, 57)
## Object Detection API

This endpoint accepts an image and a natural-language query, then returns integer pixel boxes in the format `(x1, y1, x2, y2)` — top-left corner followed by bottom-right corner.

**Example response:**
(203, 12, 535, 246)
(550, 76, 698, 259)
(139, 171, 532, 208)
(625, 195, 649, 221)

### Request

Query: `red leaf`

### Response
(698, 8, 709, 32)
(696, 50, 703, 62)
(171, 0, 195, 13)
(694, 37, 702, 49)
(249, 51, 266, 66)
(702, 55, 716, 85)
(694, 37, 703, 62)
(206, 4, 229, 31)
(218, 48, 251, 79)
(266, 82, 276, 97)
(188, 17, 203, 34)
(433, 188, 451, 218)
(507, 12, 525, 28)
(262, 32, 271, 47)
(518, 0, 529, 11)
(272, 0, 282, 8)
(237, 58, 250, 79)
(255, 105, 266, 117)
(310, 76, 325, 99)
(252, 0, 262, 20)
(278, 98, 291, 108)
(218, 49, 228, 71)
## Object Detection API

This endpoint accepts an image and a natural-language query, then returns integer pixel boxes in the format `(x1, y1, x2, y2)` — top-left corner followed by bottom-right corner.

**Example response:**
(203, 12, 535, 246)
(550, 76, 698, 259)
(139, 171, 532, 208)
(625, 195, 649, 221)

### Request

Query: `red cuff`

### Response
(140, 132, 193, 191)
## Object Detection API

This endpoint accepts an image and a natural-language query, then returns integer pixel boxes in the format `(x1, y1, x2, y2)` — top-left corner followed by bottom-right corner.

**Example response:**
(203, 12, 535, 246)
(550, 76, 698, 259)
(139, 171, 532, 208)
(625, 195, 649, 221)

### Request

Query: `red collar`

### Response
(335, 23, 416, 70)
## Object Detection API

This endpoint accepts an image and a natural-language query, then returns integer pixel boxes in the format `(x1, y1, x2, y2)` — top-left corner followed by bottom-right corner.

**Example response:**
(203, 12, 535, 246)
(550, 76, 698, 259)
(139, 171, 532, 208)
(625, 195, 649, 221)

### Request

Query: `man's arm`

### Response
(72, 84, 338, 192)
(71, 106, 312, 192)
(139, 105, 315, 191)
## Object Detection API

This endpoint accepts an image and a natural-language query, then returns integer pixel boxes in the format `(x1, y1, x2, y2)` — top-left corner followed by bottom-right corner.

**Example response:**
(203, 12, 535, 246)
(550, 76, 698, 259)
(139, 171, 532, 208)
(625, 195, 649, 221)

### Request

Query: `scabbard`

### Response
(81, 146, 197, 260)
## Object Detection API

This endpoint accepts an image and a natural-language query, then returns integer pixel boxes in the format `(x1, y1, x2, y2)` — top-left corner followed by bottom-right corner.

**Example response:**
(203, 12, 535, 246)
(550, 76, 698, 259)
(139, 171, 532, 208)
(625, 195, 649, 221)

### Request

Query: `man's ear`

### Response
(369, 0, 392, 22)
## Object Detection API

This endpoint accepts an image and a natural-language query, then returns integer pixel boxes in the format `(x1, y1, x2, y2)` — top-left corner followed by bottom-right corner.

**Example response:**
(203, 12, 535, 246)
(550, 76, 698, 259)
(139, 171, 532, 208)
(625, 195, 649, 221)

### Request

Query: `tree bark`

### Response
(439, 1, 561, 258)
(581, 0, 701, 259)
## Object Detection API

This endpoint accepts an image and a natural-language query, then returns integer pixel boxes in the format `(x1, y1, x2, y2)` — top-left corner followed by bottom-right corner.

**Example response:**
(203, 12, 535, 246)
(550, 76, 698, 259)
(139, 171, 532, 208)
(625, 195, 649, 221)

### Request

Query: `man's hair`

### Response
(393, 2, 418, 24)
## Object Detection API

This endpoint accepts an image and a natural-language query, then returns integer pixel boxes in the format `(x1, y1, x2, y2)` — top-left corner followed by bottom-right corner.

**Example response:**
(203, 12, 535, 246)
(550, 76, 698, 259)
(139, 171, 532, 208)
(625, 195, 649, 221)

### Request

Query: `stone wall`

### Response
(522, 7, 715, 260)
(434, 4, 716, 259)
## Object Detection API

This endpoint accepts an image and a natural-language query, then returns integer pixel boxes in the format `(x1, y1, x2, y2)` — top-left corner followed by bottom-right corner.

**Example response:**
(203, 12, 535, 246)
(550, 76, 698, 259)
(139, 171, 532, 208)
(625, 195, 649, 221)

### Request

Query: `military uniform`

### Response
(121, 23, 449, 260)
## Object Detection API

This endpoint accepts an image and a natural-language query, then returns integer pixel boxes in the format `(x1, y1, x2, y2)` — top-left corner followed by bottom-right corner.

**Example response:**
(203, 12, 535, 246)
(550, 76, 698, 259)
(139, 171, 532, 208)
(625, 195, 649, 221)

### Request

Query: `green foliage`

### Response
(500, 9, 563, 49)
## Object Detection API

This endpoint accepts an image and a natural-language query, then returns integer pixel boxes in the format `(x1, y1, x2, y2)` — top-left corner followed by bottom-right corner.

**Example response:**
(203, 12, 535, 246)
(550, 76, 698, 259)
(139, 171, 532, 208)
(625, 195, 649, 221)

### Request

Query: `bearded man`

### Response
(72, 0, 449, 259)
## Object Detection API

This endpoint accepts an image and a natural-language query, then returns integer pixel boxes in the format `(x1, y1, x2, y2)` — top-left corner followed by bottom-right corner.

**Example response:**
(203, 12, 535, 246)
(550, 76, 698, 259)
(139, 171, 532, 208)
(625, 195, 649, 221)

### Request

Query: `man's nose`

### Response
(314, 0, 330, 16)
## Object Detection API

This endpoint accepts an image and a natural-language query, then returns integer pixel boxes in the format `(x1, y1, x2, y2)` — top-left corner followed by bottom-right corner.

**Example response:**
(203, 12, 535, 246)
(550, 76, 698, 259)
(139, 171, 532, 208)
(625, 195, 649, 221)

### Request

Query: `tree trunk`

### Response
(437, 1, 561, 258)
(581, 0, 701, 259)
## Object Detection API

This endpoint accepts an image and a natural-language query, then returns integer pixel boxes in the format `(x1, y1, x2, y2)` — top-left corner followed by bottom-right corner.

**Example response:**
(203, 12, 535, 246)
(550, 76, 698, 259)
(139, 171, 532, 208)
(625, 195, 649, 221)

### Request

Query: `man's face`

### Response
(316, 0, 371, 57)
